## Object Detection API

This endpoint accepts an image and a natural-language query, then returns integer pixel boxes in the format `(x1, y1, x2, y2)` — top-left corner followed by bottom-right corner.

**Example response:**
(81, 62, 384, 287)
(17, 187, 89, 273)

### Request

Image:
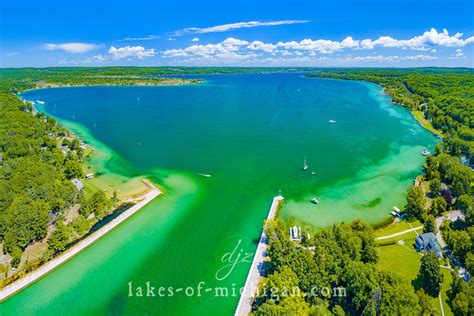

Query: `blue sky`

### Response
(1, 0, 473, 67)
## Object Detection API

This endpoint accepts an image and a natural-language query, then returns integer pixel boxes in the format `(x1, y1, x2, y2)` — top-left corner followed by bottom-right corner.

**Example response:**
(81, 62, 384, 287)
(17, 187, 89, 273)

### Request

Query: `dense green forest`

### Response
(251, 219, 474, 315)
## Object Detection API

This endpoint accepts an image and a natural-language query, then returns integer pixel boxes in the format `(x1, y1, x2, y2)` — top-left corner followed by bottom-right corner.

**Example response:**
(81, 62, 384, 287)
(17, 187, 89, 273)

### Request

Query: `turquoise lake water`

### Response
(3, 73, 437, 315)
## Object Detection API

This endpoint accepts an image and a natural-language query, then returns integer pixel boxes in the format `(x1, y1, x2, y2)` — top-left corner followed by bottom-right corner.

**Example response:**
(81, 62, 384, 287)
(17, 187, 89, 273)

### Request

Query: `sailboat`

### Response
(303, 156, 308, 171)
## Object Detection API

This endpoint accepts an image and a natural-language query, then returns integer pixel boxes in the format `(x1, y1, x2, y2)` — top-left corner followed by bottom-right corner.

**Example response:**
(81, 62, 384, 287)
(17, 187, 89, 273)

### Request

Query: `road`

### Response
(375, 226, 423, 240)
(435, 211, 467, 277)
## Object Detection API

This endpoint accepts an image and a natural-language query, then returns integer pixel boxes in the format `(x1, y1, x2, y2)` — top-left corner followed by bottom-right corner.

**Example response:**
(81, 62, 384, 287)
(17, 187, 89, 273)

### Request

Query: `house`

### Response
(415, 232, 442, 258)
(86, 173, 94, 179)
(72, 178, 84, 191)
(289, 226, 302, 241)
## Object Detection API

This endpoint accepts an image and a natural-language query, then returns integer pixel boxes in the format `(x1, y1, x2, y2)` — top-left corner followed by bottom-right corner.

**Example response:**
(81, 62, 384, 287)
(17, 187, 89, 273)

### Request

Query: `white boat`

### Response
(328, 120, 336, 124)
(311, 171, 316, 175)
(198, 173, 212, 178)
(421, 149, 430, 156)
(36, 100, 45, 105)
(310, 197, 319, 204)
(303, 156, 308, 171)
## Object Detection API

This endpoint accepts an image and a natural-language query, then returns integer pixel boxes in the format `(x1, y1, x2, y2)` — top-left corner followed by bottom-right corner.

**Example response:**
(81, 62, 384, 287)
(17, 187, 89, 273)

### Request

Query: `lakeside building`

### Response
(415, 232, 442, 258)
(72, 178, 84, 191)
(290, 226, 302, 241)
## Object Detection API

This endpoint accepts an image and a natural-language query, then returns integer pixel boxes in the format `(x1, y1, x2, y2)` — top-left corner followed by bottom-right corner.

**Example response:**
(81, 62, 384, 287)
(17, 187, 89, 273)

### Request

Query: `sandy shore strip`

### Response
(235, 195, 284, 316)
(0, 180, 161, 302)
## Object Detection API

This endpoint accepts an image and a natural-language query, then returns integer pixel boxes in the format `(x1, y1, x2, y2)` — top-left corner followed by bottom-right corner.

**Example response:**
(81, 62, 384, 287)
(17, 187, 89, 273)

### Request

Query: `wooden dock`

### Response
(235, 195, 284, 316)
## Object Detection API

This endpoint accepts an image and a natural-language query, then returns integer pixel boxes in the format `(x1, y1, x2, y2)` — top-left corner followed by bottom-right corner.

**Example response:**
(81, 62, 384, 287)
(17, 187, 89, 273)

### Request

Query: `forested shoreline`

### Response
(0, 67, 472, 314)
(0, 68, 202, 287)
(251, 69, 473, 315)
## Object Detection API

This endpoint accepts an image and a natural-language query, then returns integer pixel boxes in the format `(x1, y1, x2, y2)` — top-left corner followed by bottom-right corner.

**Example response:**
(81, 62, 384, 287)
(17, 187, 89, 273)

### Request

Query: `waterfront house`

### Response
(415, 232, 442, 258)
(290, 226, 302, 241)
(72, 178, 84, 191)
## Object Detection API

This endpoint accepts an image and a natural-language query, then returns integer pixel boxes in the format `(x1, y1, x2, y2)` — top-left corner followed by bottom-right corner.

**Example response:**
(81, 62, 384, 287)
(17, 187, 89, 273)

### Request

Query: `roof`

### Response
(417, 232, 437, 243)
(416, 232, 441, 256)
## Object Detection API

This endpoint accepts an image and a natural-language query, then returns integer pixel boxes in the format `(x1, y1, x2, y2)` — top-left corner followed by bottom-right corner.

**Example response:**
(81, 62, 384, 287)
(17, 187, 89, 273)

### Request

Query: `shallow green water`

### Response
(4, 74, 436, 315)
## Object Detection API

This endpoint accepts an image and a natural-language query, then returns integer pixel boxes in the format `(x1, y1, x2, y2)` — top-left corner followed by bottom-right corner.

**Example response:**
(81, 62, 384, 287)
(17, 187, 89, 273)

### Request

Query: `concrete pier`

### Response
(0, 181, 161, 302)
(235, 195, 284, 316)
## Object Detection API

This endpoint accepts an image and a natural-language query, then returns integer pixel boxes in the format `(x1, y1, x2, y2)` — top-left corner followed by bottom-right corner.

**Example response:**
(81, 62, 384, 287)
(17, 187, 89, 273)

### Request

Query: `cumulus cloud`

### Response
(170, 20, 309, 36)
(108, 46, 156, 59)
(118, 35, 159, 41)
(43, 43, 100, 53)
(162, 28, 473, 66)
(360, 28, 474, 50)
(191, 37, 199, 42)
(62, 45, 156, 64)
(247, 41, 277, 52)
(449, 48, 465, 59)
(163, 37, 249, 59)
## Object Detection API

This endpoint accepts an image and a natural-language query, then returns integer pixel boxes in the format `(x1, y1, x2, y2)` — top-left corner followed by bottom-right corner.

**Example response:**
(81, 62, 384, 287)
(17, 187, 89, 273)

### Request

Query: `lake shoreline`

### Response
(0, 180, 161, 302)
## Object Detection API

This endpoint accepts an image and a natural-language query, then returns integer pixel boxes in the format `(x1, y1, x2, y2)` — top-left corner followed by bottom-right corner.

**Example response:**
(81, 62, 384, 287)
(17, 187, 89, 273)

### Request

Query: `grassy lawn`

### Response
(432, 268, 453, 316)
(377, 239, 422, 282)
(374, 218, 423, 238)
(376, 231, 453, 315)
(412, 110, 443, 137)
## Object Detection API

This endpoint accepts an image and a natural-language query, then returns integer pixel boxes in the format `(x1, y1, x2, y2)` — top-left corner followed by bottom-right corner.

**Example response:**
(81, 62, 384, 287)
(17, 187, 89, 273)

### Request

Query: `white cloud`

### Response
(43, 43, 100, 53)
(163, 37, 249, 59)
(118, 35, 159, 41)
(359, 28, 474, 50)
(247, 41, 277, 52)
(170, 20, 309, 36)
(449, 48, 465, 59)
(63, 45, 156, 64)
(191, 37, 199, 42)
(108, 46, 156, 60)
(163, 28, 473, 64)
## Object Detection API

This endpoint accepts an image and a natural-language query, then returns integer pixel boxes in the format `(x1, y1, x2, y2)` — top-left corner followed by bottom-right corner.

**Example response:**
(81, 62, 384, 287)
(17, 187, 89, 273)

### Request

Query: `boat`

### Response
(310, 197, 319, 204)
(36, 100, 45, 105)
(328, 120, 336, 124)
(303, 156, 308, 171)
(311, 171, 316, 175)
(421, 149, 430, 156)
(198, 173, 212, 178)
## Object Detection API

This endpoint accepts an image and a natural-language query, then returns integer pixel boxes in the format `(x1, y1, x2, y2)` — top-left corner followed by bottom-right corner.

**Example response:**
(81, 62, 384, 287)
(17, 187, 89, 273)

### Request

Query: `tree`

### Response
(448, 231, 471, 262)
(406, 185, 426, 219)
(70, 138, 80, 150)
(430, 196, 447, 216)
(455, 194, 473, 222)
(64, 159, 83, 180)
(48, 221, 71, 254)
(419, 252, 443, 297)
(423, 215, 437, 234)
(447, 275, 473, 315)
(416, 289, 435, 315)
(465, 252, 474, 275)
(429, 178, 441, 196)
